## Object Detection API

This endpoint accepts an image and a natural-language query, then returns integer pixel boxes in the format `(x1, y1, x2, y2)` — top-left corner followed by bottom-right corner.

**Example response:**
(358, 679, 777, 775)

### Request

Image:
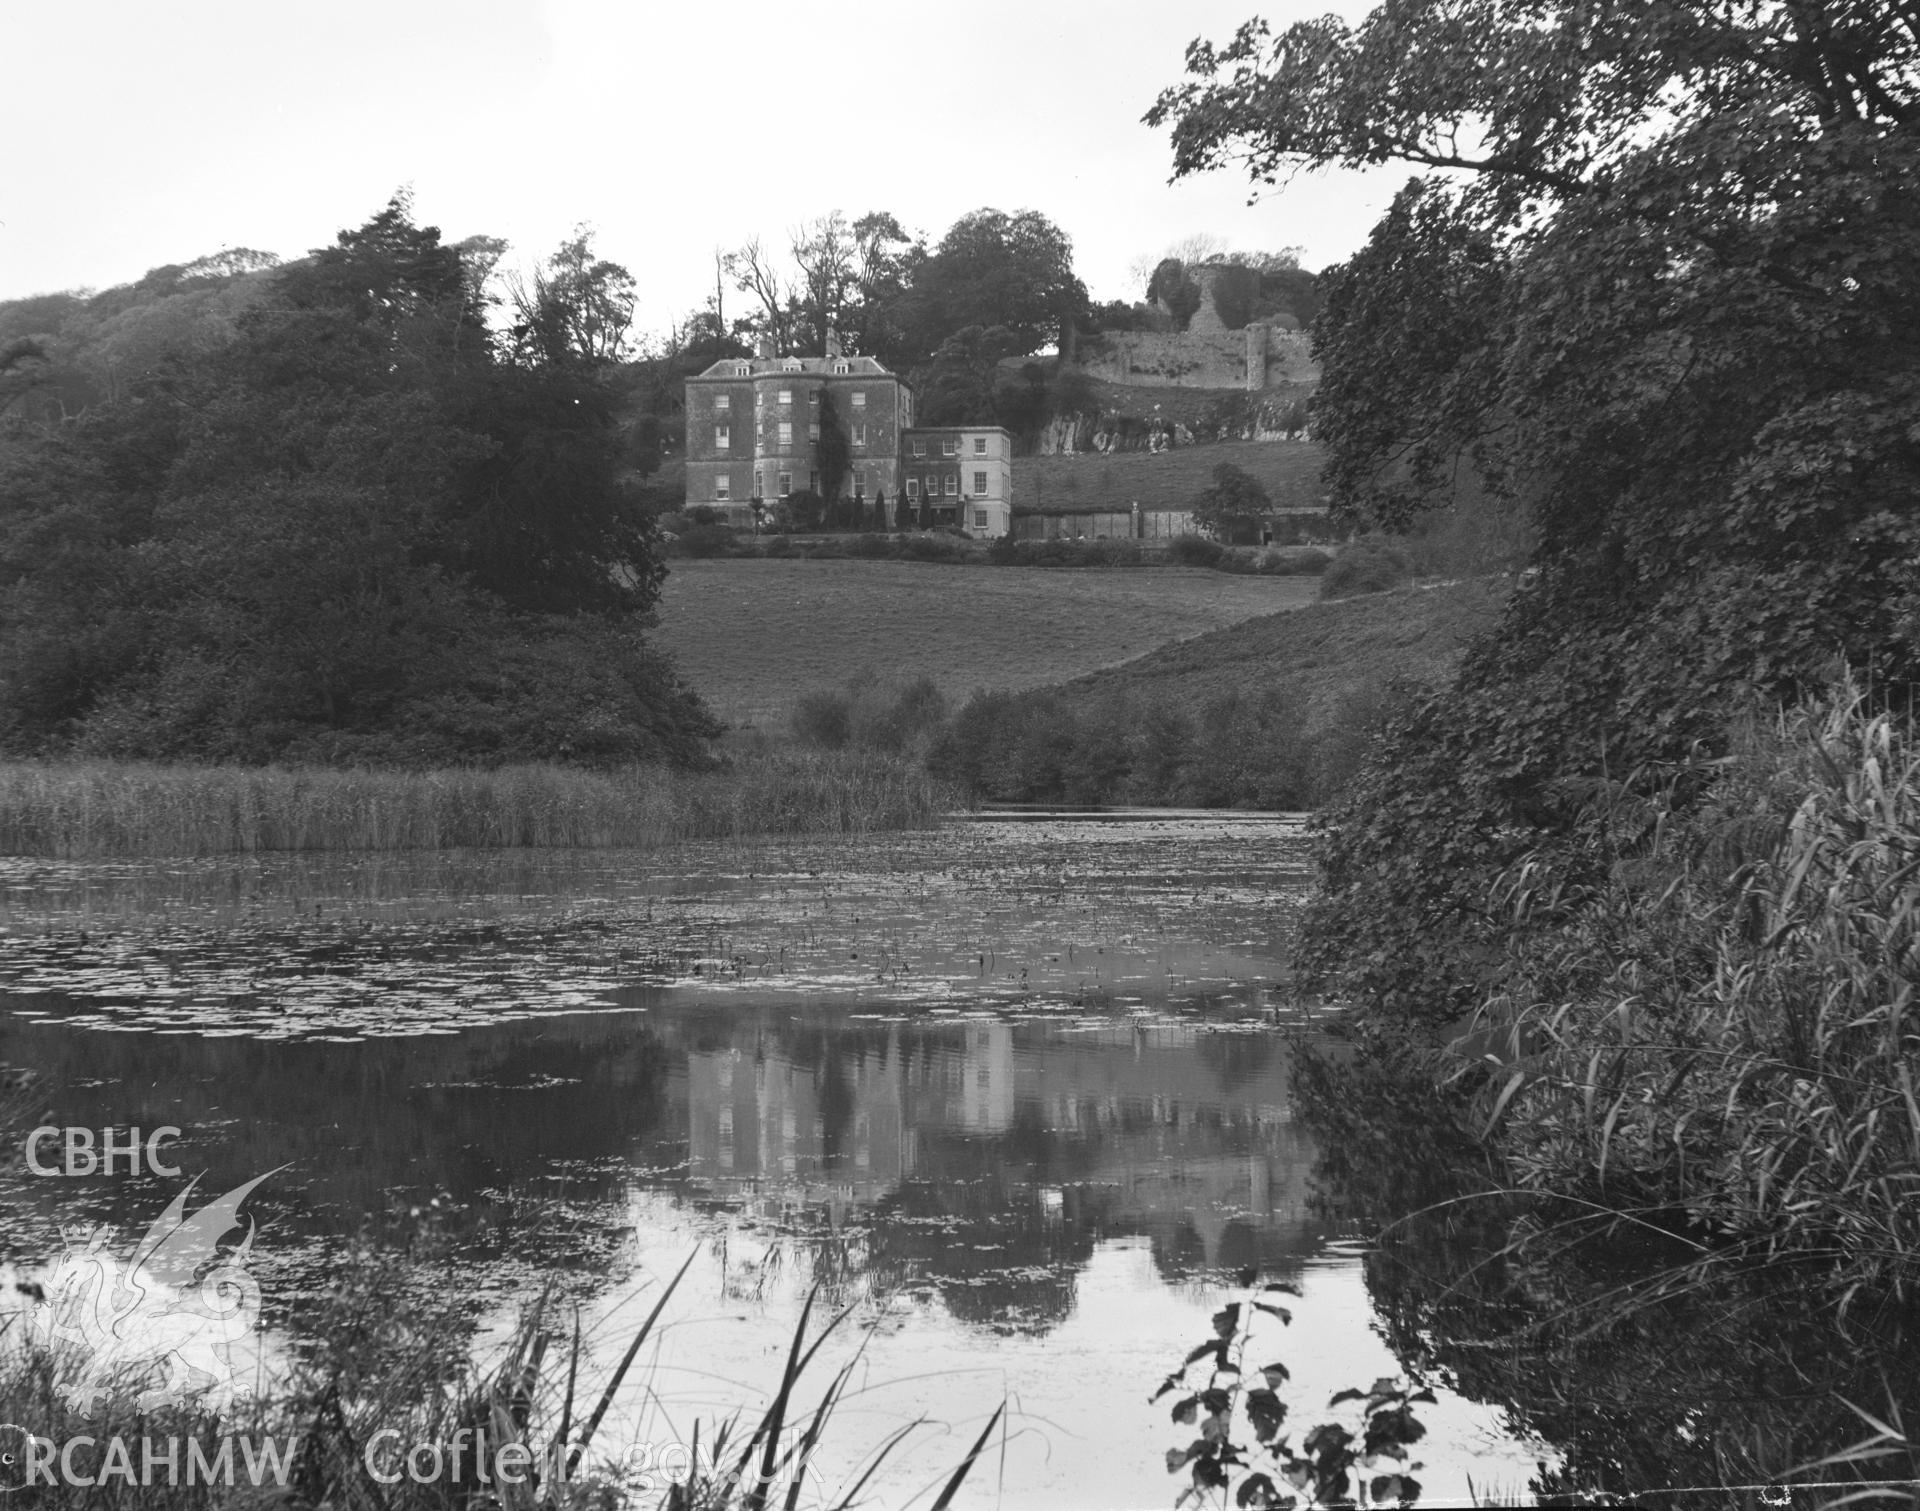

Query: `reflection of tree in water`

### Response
(1293, 1045, 1920, 1503)
(0, 1016, 679, 1251)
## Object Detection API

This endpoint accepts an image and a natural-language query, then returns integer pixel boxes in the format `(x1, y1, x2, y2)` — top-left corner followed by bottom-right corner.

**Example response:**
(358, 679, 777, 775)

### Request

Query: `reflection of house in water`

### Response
(679, 1018, 1318, 1274)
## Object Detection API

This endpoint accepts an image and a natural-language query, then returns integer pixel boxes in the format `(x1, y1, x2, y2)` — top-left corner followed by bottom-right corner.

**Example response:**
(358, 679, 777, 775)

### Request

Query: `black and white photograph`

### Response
(1, 1, 1916, 1506)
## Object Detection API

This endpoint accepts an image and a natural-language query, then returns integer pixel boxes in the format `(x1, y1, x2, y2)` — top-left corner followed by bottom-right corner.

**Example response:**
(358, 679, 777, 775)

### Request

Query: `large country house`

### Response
(683, 336, 1013, 539)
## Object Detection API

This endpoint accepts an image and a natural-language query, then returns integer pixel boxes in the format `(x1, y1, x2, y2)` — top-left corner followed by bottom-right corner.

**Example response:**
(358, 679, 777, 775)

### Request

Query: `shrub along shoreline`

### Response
(0, 749, 956, 858)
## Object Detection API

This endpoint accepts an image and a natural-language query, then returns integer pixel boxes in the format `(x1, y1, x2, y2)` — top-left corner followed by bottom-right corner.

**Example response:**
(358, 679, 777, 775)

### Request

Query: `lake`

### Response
(0, 816, 1908, 1508)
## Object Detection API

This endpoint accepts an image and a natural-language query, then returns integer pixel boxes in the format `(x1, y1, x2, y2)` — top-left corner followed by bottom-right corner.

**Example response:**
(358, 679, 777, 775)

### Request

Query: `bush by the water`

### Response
(789, 673, 951, 760)
(926, 685, 1352, 809)
(0, 749, 953, 856)
(1318, 537, 1414, 599)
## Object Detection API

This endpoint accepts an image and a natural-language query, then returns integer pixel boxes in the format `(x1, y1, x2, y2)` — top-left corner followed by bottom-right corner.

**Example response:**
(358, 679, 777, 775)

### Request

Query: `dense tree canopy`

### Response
(1150, 0, 1920, 1017)
(0, 197, 714, 767)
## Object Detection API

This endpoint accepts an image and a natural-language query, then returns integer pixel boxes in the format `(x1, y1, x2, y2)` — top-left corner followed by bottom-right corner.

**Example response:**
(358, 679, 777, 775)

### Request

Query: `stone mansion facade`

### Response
(683, 341, 1013, 539)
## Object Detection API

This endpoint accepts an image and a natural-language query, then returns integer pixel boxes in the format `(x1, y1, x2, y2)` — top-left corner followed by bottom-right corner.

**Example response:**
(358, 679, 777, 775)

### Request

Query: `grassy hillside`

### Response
(1014, 439, 1327, 514)
(918, 579, 1507, 809)
(651, 559, 1322, 728)
(1051, 578, 1506, 726)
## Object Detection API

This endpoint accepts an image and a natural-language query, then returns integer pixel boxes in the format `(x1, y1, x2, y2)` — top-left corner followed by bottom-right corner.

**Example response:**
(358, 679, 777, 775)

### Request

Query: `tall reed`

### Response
(1470, 692, 1920, 1303)
(0, 752, 958, 858)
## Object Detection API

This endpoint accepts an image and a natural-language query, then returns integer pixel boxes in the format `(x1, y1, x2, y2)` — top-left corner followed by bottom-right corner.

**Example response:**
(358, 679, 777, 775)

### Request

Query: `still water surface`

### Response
(2, 817, 1555, 1507)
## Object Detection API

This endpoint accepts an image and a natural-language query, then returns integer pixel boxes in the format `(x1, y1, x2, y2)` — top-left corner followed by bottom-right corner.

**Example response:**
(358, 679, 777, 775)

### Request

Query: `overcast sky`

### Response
(2, 0, 1401, 339)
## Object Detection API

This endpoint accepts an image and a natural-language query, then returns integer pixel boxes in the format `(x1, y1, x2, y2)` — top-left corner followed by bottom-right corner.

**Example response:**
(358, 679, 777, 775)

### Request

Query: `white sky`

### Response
(0, 0, 1403, 340)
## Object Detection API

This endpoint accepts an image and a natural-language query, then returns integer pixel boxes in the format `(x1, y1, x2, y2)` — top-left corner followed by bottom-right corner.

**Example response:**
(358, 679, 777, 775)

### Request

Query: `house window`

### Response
(778, 389, 792, 406)
(833, 360, 849, 374)
(851, 391, 866, 408)
(716, 476, 732, 501)
(974, 508, 988, 528)
(911, 439, 926, 457)
(945, 475, 958, 496)
(853, 469, 865, 497)
(973, 471, 987, 494)
(734, 363, 750, 376)
(715, 425, 730, 449)
(715, 394, 731, 412)
(809, 471, 819, 493)
(778, 421, 792, 447)
(852, 424, 866, 447)
(778, 472, 792, 497)
(941, 439, 958, 457)
(906, 478, 919, 499)
(808, 423, 819, 442)
(782, 359, 801, 372)
(973, 436, 986, 455)
(757, 473, 767, 499)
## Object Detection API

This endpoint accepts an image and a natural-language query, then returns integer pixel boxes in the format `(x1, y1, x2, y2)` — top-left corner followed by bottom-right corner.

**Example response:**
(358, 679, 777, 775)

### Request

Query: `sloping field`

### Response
(652, 559, 1321, 728)
(1053, 578, 1507, 727)
(1014, 439, 1327, 514)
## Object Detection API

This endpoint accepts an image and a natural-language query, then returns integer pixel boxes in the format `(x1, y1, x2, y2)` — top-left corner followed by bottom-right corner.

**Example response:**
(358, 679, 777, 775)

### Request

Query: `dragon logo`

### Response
(30, 1170, 278, 1418)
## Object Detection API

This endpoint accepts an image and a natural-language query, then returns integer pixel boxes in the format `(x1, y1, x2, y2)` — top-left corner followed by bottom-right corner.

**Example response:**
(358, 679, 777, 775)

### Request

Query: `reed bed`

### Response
(1472, 693, 1920, 1304)
(0, 751, 957, 858)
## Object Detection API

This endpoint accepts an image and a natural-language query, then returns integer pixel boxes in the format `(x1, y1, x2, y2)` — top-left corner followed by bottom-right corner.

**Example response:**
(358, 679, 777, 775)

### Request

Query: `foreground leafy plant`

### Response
(1154, 1273, 1430, 1508)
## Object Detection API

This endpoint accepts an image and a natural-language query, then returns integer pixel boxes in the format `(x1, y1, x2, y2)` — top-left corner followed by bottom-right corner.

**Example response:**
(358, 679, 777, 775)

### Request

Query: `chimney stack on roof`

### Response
(756, 333, 775, 361)
(825, 327, 843, 359)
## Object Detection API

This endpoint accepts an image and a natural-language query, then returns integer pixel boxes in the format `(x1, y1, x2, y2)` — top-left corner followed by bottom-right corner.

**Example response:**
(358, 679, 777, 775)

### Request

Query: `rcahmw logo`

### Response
(21, 1167, 280, 1417)
(0, 1428, 296, 1491)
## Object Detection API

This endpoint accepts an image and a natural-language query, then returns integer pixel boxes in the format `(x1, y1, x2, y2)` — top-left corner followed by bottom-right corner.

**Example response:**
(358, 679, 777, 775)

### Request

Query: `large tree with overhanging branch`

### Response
(1148, 0, 1920, 1018)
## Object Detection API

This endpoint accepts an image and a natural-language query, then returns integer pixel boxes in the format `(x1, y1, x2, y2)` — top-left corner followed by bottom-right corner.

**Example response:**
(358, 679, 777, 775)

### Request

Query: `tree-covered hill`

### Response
(0, 198, 714, 767)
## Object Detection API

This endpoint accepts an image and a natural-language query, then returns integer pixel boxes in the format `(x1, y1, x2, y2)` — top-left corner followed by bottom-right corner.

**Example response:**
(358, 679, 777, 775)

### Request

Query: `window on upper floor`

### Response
(778, 472, 792, 497)
(853, 469, 865, 497)
(945, 474, 958, 495)
(715, 394, 731, 412)
(715, 476, 731, 501)
(906, 478, 919, 499)
(973, 471, 987, 494)
(941, 439, 958, 457)
(852, 424, 866, 447)
(715, 425, 730, 449)
(782, 359, 801, 372)
(734, 363, 750, 377)
(973, 436, 986, 455)
(778, 421, 793, 446)
(808, 423, 820, 442)
(974, 508, 988, 528)
(833, 360, 849, 374)
(851, 391, 866, 408)
(778, 389, 792, 406)
(911, 439, 926, 457)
